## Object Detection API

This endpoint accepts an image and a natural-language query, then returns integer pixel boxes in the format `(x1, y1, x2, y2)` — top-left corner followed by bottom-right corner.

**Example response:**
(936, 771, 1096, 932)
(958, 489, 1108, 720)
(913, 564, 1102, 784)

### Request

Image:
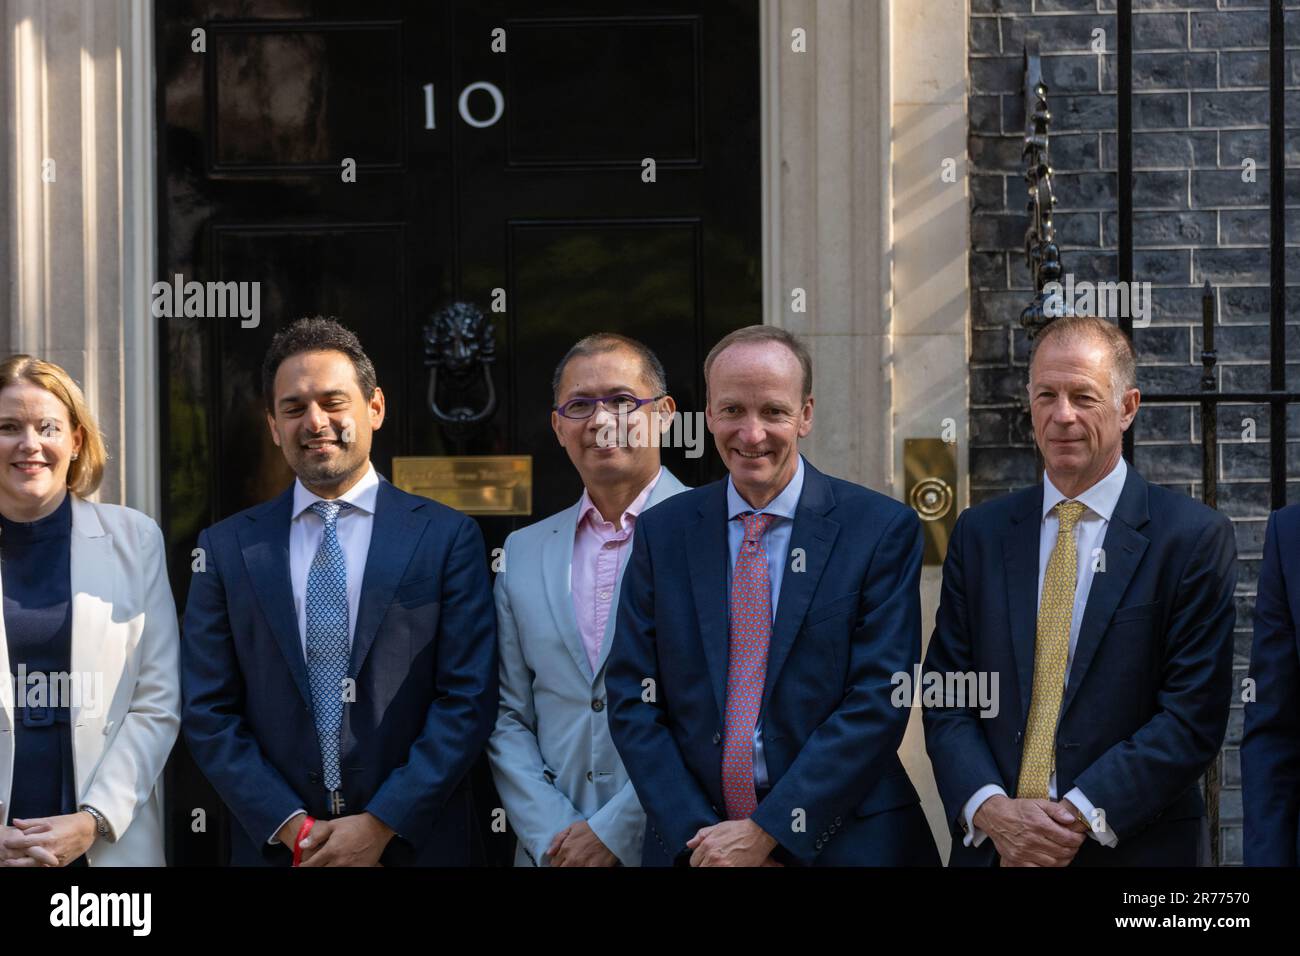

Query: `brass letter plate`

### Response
(391, 455, 532, 516)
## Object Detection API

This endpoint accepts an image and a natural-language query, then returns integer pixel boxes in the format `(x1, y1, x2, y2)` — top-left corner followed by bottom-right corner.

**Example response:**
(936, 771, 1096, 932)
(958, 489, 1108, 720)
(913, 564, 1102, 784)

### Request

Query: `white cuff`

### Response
(268, 808, 308, 846)
(1063, 787, 1118, 847)
(962, 784, 1008, 848)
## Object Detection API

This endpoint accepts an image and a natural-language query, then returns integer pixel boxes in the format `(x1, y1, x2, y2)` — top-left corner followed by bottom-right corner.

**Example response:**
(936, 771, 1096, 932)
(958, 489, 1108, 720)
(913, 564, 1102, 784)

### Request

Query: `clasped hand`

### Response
(686, 818, 781, 867)
(280, 811, 395, 867)
(0, 802, 97, 867)
(975, 795, 1090, 867)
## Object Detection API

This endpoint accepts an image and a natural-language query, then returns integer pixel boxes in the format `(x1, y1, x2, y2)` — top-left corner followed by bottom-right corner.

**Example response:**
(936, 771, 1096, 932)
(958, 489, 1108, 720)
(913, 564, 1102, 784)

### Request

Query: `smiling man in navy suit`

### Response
(606, 325, 938, 867)
(924, 315, 1236, 867)
(181, 316, 497, 866)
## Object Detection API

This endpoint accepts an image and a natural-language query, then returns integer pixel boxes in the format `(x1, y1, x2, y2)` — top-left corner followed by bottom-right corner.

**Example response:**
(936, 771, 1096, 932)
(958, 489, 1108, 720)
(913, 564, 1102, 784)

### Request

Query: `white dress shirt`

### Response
(289, 462, 380, 657)
(963, 456, 1128, 850)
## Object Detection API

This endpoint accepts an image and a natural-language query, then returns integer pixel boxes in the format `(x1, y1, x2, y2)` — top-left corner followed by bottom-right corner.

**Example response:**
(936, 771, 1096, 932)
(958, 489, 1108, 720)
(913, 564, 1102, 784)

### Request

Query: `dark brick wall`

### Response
(968, 0, 1300, 864)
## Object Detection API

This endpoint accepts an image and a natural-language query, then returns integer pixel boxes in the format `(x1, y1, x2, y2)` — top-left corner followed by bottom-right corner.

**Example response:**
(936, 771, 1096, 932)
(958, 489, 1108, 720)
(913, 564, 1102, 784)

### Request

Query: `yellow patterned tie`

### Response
(1017, 500, 1086, 800)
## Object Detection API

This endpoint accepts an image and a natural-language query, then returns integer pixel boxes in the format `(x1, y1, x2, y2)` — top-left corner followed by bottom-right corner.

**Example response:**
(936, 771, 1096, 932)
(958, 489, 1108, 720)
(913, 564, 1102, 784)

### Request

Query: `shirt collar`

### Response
(727, 454, 805, 521)
(292, 461, 380, 520)
(1042, 454, 1127, 524)
(576, 466, 663, 529)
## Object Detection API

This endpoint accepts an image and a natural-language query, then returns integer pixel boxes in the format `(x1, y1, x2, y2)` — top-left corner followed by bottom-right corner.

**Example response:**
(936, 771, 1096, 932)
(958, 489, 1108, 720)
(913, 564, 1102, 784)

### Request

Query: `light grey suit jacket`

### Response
(487, 468, 688, 866)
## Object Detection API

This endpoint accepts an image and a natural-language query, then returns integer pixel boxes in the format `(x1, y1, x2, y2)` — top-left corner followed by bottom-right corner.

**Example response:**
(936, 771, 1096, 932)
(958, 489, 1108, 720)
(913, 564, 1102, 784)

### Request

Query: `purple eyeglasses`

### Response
(553, 393, 666, 420)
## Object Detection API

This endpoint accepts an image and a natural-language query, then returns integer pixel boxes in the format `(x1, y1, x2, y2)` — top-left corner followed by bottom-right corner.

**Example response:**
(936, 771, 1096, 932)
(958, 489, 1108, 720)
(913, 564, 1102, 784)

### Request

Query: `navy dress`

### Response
(2, 492, 85, 865)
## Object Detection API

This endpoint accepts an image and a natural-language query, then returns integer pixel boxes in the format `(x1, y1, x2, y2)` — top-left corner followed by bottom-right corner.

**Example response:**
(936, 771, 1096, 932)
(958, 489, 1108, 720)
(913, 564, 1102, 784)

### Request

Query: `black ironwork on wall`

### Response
(1020, 37, 1062, 343)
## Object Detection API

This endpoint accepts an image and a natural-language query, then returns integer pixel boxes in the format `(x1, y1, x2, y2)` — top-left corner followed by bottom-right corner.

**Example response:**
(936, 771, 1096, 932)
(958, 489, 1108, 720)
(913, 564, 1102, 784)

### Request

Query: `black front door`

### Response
(157, 0, 761, 865)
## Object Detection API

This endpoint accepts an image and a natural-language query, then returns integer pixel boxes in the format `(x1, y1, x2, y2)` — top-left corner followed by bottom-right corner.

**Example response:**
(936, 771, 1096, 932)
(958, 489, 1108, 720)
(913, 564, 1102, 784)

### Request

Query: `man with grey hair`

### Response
(924, 315, 1237, 866)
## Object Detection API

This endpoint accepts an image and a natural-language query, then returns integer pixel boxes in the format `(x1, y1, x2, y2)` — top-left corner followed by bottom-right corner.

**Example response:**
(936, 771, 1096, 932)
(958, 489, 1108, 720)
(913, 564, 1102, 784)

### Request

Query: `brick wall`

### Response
(968, 0, 1300, 864)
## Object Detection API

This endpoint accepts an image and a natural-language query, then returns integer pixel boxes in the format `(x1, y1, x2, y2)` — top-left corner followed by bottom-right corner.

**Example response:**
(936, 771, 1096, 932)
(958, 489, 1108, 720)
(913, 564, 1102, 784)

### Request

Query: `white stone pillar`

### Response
(2, 0, 159, 516)
(890, 0, 971, 863)
(761, 0, 893, 491)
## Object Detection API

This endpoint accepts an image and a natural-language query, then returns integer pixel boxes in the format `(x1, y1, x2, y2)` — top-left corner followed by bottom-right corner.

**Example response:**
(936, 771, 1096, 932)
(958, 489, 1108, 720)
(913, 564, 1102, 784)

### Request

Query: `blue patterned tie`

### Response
(306, 500, 352, 792)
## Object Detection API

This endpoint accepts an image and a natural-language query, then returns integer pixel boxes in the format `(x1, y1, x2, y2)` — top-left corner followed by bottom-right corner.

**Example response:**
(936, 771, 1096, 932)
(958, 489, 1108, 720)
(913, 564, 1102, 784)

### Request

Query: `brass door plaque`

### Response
(391, 455, 532, 516)
(904, 438, 957, 565)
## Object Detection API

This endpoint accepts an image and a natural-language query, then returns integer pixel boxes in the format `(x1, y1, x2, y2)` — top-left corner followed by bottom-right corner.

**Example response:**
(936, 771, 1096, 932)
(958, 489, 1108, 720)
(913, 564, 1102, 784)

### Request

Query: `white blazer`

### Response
(0, 495, 180, 866)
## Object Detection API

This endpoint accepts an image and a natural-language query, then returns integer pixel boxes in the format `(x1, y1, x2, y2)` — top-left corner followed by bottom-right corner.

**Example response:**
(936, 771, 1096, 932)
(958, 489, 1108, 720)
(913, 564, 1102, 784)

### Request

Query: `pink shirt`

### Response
(570, 469, 663, 673)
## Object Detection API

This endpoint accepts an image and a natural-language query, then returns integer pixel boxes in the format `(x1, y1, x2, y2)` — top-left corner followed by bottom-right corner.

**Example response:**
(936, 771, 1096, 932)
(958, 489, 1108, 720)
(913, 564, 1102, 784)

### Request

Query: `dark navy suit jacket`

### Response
(181, 475, 498, 866)
(606, 459, 939, 866)
(923, 465, 1236, 866)
(1242, 505, 1300, 865)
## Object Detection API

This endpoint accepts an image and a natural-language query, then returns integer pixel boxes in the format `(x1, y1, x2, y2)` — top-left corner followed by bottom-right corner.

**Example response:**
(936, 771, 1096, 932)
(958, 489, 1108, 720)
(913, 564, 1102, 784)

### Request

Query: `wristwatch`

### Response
(79, 804, 110, 839)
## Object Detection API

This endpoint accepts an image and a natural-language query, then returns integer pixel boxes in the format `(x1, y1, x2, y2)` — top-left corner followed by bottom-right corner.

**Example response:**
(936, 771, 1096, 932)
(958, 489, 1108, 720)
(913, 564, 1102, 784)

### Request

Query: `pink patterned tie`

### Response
(722, 511, 777, 819)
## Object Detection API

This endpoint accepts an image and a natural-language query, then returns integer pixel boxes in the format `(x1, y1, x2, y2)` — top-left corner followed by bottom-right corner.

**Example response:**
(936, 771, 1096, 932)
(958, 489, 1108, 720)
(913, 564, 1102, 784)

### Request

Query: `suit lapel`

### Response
(761, 464, 838, 714)
(542, 502, 592, 681)
(238, 485, 314, 708)
(593, 469, 690, 677)
(350, 479, 424, 678)
(687, 481, 731, 722)
(1003, 486, 1044, 729)
(68, 497, 114, 728)
(1060, 467, 1150, 719)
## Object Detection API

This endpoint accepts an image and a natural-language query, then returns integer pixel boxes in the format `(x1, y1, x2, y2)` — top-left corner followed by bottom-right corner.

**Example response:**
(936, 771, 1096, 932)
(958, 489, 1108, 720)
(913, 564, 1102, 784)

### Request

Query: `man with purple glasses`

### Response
(487, 333, 687, 866)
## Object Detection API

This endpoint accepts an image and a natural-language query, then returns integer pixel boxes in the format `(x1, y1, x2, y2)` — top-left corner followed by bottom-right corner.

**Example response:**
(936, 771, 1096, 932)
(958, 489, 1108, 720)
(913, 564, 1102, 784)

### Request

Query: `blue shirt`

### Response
(725, 454, 806, 789)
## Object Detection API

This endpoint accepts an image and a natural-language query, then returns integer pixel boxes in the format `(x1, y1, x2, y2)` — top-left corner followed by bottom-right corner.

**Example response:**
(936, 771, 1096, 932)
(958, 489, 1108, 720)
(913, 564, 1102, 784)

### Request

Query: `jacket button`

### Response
(815, 839, 823, 850)
(821, 832, 829, 841)
(834, 816, 842, 826)
(587, 771, 594, 782)
(592, 699, 604, 712)
(308, 772, 320, 784)
(712, 732, 721, 745)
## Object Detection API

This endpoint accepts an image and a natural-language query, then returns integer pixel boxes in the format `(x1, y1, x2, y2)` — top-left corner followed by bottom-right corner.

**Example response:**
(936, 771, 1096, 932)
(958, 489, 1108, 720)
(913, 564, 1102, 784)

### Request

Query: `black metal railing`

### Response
(1019, 0, 1294, 866)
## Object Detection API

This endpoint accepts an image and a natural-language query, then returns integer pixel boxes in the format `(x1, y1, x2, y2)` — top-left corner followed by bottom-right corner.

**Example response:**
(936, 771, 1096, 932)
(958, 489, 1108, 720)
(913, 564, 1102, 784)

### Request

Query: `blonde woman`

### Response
(0, 355, 179, 866)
